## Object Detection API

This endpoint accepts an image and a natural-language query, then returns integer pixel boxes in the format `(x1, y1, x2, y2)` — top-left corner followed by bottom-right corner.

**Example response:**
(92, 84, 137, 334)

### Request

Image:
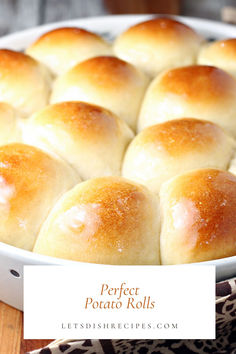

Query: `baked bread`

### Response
(198, 38, 236, 78)
(0, 103, 20, 145)
(33, 176, 160, 265)
(114, 17, 204, 77)
(0, 49, 52, 117)
(122, 118, 235, 193)
(26, 27, 112, 76)
(0, 19, 235, 266)
(21, 101, 134, 179)
(0, 143, 79, 251)
(138, 65, 236, 135)
(50, 56, 149, 130)
(160, 169, 236, 264)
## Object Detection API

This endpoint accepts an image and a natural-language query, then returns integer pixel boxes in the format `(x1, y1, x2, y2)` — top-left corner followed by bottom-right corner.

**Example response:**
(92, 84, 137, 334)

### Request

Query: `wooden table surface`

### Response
(0, 301, 51, 354)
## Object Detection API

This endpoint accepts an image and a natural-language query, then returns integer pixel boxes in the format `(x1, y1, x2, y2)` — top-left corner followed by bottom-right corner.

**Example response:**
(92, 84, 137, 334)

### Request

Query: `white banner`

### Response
(24, 265, 215, 339)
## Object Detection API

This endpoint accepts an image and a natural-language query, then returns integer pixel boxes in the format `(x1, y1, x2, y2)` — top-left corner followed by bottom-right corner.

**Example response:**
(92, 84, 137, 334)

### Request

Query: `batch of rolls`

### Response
(0, 17, 236, 265)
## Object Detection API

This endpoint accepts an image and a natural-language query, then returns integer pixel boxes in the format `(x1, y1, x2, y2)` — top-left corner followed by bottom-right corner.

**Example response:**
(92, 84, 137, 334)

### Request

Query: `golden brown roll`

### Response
(0, 49, 51, 118)
(198, 38, 236, 78)
(114, 17, 204, 77)
(21, 101, 134, 179)
(160, 169, 236, 264)
(0, 102, 20, 145)
(26, 27, 112, 76)
(138, 65, 236, 135)
(50, 56, 149, 130)
(122, 118, 235, 193)
(0, 143, 79, 251)
(33, 176, 160, 265)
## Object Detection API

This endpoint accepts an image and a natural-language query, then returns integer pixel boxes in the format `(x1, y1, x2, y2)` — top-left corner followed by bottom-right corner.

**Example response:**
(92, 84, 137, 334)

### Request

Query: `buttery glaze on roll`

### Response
(0, 143, 79, 251)
(114, 17, 204, 77)
(0, 49, 51, 117)
(138, 65, 236, 135)
(198, 38, 236, 78)
(229, 152, 236, 176)
(160, 169, 236, 264)
(122, 118, 235, 193)
(22, 101, 134, 179)
(26, 27, 112, 76)
(0, 103, 20, 145)
(50, 56, 149, 130)
(33, 176, 160, 265)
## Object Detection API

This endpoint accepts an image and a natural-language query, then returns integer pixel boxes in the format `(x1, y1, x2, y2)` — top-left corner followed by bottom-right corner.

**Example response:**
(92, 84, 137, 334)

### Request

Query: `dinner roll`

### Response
(26, 27, 112, 76)
(138, 65, 236, 135)
(114, 17, 204, 77)
(198, 38, 236, 78)
(33, 176, 160, 265)
(50, 56, 149, 130)
(122, 118, 235, 193)
(0, 102, 20, 145)
(0, 143, 79, 251)
(0, 49, 51, 118)
(22, 101, 134, 179)
(160, 169, 236, 264)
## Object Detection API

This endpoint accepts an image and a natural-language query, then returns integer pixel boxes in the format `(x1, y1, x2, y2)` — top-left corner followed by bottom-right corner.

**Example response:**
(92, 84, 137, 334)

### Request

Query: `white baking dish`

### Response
(0, 15, 236, 311)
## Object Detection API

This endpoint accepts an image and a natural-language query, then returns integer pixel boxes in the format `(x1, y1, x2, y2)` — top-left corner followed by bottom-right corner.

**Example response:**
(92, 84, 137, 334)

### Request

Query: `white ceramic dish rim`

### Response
(0, 14, 236, 310)
(1, 240, 236, 269)
(1, 14, 236, 49)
